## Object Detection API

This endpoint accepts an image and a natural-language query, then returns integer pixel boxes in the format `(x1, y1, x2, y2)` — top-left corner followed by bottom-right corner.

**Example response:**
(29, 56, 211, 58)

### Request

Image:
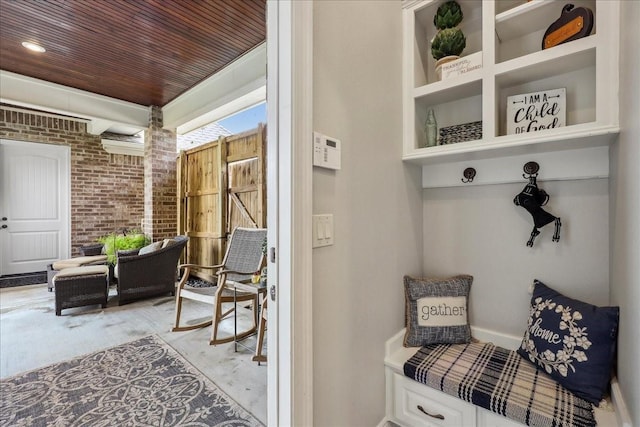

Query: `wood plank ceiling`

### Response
(0, 0, 266, 107)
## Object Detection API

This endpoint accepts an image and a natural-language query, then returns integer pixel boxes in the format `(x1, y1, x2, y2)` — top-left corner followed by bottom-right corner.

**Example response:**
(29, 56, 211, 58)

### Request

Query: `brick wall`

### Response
(0, 106, 145, 255)
(144, 106, 178, 241)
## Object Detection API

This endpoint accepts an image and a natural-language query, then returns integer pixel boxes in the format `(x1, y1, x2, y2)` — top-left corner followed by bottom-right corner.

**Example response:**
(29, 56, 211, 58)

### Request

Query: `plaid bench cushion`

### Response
(404, 342, 595, 427)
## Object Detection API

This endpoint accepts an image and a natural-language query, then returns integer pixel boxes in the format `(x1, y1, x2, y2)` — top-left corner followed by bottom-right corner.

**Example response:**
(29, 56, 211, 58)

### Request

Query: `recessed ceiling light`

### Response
(22, 41, 46, 53)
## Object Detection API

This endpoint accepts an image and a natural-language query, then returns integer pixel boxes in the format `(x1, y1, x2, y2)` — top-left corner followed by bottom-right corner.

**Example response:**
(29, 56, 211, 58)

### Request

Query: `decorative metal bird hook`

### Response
(513, 162, 561, 247)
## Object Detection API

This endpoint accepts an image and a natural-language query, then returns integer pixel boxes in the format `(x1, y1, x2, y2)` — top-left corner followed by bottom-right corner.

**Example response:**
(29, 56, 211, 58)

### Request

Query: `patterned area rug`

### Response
(0, 336, 263, 426)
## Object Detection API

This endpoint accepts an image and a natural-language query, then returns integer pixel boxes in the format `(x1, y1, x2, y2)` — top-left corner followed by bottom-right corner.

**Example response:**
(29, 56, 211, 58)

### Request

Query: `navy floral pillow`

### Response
(403, 275, 472, 347)
(517, 280, 619, 404)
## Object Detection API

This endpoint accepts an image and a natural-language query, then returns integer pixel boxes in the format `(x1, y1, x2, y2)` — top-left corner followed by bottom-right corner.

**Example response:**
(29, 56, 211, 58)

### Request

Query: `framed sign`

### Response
(507, 88, 566, 135)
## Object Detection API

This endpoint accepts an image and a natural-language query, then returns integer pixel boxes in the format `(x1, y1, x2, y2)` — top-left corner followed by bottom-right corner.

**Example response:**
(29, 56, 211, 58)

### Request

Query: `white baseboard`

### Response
(376, 418, 398, 427)
(611, 378, 633, 427)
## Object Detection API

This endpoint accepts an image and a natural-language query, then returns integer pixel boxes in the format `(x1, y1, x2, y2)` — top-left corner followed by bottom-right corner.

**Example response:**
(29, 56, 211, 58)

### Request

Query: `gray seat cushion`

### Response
(52, 265, 109, 282)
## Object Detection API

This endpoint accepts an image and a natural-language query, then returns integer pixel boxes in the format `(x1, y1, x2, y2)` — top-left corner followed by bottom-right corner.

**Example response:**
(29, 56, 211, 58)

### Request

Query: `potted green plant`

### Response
(431, 1, 466, 79)
(97, 230, 149, 265)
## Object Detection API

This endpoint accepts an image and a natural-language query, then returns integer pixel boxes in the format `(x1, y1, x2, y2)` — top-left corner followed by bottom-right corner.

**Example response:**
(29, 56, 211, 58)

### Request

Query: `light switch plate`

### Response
(312, 214, 334, 248)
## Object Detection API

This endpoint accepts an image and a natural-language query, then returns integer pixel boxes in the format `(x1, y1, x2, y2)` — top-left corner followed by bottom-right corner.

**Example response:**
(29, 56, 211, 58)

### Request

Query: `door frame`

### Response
(266, 0, 314, 425)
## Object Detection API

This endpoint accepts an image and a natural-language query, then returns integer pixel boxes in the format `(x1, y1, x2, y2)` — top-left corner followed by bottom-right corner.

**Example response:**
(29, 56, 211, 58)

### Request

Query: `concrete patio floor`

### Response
(0, 283, 267, 424)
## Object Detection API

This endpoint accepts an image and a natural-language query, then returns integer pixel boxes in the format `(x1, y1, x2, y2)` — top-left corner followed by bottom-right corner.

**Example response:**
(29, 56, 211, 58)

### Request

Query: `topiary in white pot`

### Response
(431, 1, 466, 79)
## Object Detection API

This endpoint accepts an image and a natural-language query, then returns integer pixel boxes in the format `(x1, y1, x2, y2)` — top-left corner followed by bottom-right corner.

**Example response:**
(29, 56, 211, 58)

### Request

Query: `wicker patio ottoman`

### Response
(53, 265, 110, 316)
(47, 254, 109, 292)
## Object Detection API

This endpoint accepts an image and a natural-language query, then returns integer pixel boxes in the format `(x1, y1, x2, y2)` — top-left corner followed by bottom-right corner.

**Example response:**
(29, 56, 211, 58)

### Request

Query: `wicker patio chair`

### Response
(172, 227, 267, 346)
(115, 235, 188, 305)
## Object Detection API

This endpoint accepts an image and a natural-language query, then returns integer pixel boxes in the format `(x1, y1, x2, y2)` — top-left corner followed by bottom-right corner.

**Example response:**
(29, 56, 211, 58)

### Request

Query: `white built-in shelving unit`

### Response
(402, 0, 620, 187)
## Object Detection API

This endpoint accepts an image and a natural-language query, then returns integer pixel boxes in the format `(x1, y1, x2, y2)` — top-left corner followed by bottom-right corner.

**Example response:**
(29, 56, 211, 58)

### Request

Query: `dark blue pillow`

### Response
(517, 280, 619, 404)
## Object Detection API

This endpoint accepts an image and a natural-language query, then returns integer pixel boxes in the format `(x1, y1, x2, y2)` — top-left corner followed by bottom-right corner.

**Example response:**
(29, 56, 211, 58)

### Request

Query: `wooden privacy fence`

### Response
(177, 124, 266, 282)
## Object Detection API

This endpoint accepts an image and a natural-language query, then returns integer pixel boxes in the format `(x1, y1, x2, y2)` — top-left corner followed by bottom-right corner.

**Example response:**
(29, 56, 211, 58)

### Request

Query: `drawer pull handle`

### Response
(417, 405, 445, 420)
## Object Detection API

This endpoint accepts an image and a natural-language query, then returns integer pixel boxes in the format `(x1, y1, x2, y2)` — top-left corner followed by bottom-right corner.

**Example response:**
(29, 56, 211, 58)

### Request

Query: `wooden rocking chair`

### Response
(172, 227, 267, 345)
(252, 295, 268, 364)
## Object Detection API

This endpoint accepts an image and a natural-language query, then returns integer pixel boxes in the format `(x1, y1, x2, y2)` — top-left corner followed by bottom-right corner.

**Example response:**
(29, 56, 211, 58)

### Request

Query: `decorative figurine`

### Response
(542, 4, 594, 50)
(513, 162, 561, 247)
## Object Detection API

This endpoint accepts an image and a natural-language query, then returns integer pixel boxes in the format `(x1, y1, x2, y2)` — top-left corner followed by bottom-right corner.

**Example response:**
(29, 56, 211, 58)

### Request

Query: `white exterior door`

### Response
(0, 140, 70, 275)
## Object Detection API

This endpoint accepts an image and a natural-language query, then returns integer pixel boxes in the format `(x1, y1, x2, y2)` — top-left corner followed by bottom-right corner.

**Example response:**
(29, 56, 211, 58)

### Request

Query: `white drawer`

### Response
(392, 372, 476, 427)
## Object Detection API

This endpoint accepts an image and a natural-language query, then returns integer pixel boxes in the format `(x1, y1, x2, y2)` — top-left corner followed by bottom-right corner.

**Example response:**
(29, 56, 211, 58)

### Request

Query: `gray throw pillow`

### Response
(403, 274, 473, 347)
(138, 241, 163, 255)
(161, 238, 177, 249)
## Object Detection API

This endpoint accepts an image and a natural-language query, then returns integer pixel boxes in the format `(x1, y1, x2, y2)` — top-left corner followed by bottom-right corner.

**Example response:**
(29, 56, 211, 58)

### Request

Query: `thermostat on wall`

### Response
(313, 132, 341, 170)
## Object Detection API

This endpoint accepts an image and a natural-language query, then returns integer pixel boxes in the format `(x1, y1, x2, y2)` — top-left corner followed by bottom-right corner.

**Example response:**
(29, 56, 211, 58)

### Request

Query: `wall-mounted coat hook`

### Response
(522, 161, 540, 179)
(461, 167, 476, 183)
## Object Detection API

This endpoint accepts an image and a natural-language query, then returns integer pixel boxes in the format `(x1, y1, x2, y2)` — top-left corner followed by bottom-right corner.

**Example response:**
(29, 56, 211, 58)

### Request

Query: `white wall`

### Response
(610, 1, 640, 424)
(423, 179, 609, 336)
(312, 2, 422, 425)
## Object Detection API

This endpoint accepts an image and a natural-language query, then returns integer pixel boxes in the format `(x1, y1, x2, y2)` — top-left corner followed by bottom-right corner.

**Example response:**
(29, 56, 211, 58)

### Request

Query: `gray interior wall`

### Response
(423, 179, 609, 336)
(610, 1, 640, 424)
(312, 1, 422, 425)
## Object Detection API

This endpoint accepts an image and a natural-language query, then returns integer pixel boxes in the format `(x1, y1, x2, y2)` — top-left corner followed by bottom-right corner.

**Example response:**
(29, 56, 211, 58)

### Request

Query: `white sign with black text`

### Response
(507, 88, 566, 135)
(440, 51, 483, 80)
(417, 296, 467, 327)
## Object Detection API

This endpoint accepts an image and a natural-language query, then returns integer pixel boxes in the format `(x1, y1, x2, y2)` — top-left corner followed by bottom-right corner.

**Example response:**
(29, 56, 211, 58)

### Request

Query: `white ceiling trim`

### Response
(101, 138, 144, 156)
(0, 70, 149, 135)
(163, 42, 267, 133)
(0, 104, 91, 123)
(175, 86, 265, 135)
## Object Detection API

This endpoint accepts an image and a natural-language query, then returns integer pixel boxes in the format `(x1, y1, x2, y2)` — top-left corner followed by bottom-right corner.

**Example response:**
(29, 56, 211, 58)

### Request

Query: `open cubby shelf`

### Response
(402, 0, 619, 186)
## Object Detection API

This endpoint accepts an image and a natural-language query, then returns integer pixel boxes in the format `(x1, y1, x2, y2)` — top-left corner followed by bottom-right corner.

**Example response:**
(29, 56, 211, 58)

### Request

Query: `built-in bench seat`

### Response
(384, 328, 630, 427)
(405, 342, 594, 426)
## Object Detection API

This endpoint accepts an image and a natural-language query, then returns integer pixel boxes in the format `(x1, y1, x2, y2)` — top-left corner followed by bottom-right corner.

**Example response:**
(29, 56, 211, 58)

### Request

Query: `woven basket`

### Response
(439, 121, 482, 145)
